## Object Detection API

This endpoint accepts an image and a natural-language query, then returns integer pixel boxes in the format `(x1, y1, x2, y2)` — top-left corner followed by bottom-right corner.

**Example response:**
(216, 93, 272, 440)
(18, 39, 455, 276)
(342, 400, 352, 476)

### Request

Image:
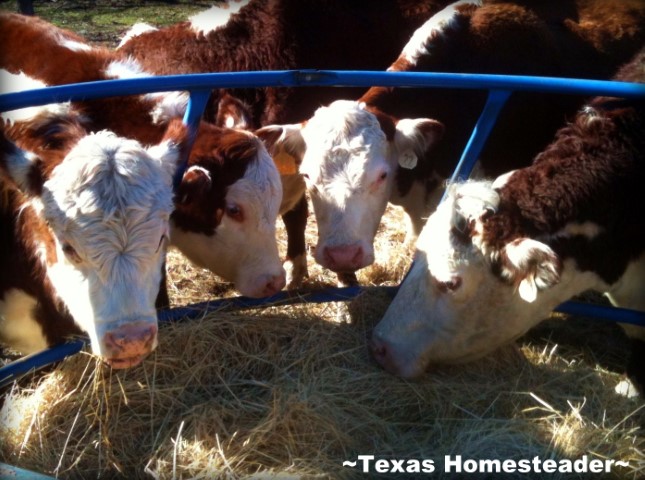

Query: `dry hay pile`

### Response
(1, 205, 644, 479)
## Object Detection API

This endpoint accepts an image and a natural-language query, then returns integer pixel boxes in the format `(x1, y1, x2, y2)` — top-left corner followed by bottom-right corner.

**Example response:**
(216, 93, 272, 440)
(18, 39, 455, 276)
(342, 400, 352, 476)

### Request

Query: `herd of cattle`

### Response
(0, 0, 643, 389)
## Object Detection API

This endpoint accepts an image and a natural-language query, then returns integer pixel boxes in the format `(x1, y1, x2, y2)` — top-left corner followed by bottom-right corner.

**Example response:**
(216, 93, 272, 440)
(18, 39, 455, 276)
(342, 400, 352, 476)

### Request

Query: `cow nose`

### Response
(260, 273, 286, 297)
(369, 334, 400, 376)
(103, 323, 157, 368)
(323, 244, 365, 272)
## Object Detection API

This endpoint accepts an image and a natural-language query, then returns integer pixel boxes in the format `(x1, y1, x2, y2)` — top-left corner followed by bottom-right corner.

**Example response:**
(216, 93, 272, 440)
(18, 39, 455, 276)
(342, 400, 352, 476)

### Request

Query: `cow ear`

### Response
(176, 166, 212, 205)
(216, 93, 254, 130)
(256, 124, 305, 176)
(148, 118, 190, 180)
(393, 118, 444, 170)
(502, 238, 561, 303)
(0, 130, 45, 196)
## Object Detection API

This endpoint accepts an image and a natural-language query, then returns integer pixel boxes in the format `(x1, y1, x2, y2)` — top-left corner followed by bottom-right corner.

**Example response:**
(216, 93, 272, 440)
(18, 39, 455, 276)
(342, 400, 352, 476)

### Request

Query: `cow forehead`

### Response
(227, 147, 282, 222)
(44, 131, 173, 227)
(300, 101, 388, 175)
(420, 181, 499, 268)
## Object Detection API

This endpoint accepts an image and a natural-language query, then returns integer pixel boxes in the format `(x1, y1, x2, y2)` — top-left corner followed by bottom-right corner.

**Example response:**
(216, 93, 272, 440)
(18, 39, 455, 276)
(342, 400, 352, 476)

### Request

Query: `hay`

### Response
(1, 207, 643, 479)
(1, 289, 644, 479)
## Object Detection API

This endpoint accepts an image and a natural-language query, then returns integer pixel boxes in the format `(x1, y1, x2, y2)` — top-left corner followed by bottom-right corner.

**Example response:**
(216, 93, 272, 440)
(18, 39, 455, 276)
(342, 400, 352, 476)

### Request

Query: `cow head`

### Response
(1, 120, 186, 368)
(259, 100, 443, 274)
(369, 179, 600, 378)
(170, 122, 285, 297)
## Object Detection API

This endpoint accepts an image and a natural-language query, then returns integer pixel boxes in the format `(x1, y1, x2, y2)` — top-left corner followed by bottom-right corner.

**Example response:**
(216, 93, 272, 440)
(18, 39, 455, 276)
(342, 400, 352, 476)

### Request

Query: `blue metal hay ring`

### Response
(1, 70, 644, 390)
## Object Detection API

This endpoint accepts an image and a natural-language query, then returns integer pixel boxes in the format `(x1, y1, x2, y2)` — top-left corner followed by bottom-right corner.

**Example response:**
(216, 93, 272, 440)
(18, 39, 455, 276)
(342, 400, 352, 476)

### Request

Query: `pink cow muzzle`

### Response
(320, 244, 371, 272)
(101, 322, 158, 369)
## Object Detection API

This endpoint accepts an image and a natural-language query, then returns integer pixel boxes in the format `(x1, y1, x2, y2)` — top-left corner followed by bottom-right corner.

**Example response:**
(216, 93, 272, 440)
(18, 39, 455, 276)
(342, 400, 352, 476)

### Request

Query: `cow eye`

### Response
(454, 211, 469, 234)
(451, 210, 472, 243)
(378, 171, 388, 181)
(225, 203, 244, 222)
(62, 243, 82, 263)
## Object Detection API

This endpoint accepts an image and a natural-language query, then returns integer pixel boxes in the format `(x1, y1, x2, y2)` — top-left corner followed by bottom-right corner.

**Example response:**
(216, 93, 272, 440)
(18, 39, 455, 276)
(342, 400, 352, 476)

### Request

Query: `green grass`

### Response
(1, 0, 215, 45)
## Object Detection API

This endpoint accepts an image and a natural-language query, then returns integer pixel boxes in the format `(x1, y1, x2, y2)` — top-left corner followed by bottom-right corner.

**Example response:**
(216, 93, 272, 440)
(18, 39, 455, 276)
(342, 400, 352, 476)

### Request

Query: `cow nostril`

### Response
(369, 337, 389, 366)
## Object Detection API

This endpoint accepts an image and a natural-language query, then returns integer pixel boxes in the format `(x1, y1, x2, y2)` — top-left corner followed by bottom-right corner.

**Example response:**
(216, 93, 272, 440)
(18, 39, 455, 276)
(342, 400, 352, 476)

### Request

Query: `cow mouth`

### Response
(105, 354, 148, 369)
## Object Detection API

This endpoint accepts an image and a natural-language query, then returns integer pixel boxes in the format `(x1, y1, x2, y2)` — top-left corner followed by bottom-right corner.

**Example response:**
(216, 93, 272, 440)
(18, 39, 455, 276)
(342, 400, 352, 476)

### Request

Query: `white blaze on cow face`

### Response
(189, 1, 249, 36)
(170, 142, 286, 298)
(371, 180, 607, 378)
(263, 100, 442, 273)
(7, 131, 179, 367)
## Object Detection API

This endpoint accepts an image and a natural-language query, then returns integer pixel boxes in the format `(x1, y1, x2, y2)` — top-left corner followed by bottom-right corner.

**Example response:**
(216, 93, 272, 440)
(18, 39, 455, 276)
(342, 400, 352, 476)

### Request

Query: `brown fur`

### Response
(173, 124, 260, 235)
(357, 0, 645, 202)
(0, 12, 264, 240)
(117, 0, 455, 126)
(0, 129, 83, 347)
(483, 47, 645, 286)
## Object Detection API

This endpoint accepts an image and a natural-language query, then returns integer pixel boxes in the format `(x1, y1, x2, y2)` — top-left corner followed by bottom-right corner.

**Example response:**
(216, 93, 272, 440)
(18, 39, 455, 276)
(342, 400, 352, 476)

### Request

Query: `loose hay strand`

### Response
(1, 207, 643, 479)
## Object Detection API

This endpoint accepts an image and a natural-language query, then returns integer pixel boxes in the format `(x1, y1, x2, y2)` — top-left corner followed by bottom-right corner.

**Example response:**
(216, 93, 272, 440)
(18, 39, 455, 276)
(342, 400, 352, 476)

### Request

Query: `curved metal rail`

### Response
(1, 70, 644, 388)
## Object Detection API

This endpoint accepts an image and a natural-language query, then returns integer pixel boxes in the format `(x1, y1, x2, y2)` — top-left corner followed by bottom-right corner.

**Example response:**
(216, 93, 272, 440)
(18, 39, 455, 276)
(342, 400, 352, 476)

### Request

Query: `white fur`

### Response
(0, 70, 74, 124)
(297, 101, 392, 267)
(117, 23, 158, 49)
(189, 1, 249, 36)
(373, 180, 616, 377)
(0, 289, 48, 354)
(103, 60, 189, 123)
(170, 138, 285, 297)
(397, 0, 482, 67)
(37, 130, 178, 357)
(267, 100, 440, 272)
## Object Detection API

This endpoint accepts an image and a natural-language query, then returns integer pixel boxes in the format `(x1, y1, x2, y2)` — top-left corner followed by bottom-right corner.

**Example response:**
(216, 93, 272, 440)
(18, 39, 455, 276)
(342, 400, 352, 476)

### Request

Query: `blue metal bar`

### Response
(1, 70, 644, 391)
(0, 463, 56, 480)
(2, 70, 645, 112)
(447, 89, 512, 185)
(172, 89, 212, 190)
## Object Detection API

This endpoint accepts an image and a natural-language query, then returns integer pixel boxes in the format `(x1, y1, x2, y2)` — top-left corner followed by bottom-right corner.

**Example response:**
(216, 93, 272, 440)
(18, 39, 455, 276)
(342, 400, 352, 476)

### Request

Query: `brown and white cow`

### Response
(116, 0, 457, 286)
(370, 47, 645, 383)
(261, 0, 645, 277)
(0, 87, 188, 367)
(0, 12, 285, 298)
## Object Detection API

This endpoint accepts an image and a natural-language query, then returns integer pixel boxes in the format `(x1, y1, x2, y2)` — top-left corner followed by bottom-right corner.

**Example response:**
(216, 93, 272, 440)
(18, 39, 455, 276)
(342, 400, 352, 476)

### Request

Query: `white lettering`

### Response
(357, 455, 374, 473)
(422, 459, 436, 473)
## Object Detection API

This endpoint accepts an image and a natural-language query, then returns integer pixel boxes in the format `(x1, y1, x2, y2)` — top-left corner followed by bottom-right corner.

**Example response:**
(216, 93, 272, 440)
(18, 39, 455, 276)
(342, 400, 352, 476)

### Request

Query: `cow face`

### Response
(2, 125, 183, 368)
(170, 124, 285, 298)
(260, 100, 443, 274)
(369, 180, 596, 378)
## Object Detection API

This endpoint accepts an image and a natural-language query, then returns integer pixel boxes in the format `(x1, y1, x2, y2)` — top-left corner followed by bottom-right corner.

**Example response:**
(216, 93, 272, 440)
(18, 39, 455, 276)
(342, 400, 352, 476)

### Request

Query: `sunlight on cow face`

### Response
(297, 101, 395, 273)
(41, 131, 177, 368)
(371, 181, 563, 378)
(170, 138, 286, 298)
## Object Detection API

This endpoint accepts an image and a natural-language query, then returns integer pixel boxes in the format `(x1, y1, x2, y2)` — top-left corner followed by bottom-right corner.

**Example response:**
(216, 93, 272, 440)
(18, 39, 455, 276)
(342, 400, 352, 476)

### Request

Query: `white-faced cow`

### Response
(0, 12, 285, 298)
(261, 0, 645, 280)
(0, 82, 189, 367)
(115, 0, 458, 286)
(370, 48, 645, 386)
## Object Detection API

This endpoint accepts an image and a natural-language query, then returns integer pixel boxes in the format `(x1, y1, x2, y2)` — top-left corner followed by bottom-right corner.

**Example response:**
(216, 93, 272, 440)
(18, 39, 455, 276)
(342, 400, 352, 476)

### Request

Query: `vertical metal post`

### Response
(172, 89, 212, 191)
(446, 89, 512, 187)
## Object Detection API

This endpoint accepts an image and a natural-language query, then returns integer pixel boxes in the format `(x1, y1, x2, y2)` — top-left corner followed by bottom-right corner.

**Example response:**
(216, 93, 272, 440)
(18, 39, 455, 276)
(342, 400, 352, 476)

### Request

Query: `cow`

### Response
(261, 0, 645, 279)
(115, 0, 458, 286)
(0, 12, 286, 298)
(369, 47, 645, 388)
(0, 85, 189, 368)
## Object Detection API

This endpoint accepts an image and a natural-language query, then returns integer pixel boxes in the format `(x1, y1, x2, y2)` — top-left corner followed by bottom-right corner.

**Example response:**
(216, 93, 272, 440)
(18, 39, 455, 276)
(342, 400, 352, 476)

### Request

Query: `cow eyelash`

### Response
(156, 234, 169, 253)
(62, 243, 82, 263)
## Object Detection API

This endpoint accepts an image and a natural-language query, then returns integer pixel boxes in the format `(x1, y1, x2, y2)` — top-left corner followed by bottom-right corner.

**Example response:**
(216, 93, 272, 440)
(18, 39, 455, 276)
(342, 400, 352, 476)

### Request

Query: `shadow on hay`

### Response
(1, 291, 642, 479)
